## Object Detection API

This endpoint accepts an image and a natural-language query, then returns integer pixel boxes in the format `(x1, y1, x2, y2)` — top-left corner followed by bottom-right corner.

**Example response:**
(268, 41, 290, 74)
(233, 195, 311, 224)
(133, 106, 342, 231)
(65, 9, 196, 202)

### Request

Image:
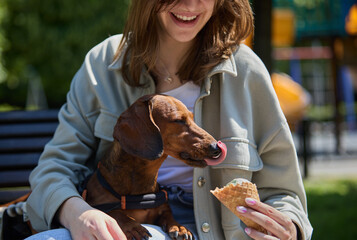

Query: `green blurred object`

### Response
(294, 0, 350, 38)
(0, 0, 129, 108)
(304, 177, 357, 239)
(274, 0, 356, 38)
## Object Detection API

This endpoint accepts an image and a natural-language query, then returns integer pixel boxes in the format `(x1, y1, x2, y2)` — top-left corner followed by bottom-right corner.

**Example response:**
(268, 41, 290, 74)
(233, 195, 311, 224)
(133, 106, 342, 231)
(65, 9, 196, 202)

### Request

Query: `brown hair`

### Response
(115, 0, 254, 87)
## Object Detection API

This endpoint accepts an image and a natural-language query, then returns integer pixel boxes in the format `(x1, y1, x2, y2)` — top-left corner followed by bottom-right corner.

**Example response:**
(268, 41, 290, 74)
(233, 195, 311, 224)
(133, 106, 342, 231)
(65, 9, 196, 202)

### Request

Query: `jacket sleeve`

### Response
(247, 62, 313, 239)
(26, 54, 101, 231)
(254, 121, 313, 240)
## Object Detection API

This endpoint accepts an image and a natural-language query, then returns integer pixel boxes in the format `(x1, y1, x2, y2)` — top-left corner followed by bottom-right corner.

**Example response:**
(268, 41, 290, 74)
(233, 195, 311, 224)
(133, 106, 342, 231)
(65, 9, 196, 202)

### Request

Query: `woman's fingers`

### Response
(245, 227, 278, 240)
(235, 198, 297, 240)
(245, 198, 297, 239)
(94, 222, 118, 240)
(237, 205, 287, 238)
(245, 198, 294, 228)
(87, 211, 127, 240)
(106, 219, 127, 240)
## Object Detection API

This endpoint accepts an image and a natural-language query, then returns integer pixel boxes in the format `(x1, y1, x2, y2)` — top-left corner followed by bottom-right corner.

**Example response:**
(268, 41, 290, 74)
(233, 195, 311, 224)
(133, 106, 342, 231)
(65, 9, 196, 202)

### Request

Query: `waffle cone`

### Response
(211, 180, 267, 233)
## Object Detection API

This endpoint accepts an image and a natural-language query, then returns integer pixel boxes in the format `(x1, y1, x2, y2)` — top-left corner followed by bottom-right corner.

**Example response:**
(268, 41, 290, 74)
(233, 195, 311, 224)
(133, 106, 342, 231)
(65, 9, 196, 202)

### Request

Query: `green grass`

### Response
(304, 177, 357, 239)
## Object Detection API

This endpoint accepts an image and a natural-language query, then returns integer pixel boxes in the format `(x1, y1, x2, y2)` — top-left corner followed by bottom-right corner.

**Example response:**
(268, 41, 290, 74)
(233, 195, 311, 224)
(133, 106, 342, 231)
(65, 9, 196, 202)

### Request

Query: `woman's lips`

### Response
(204, 141, 227, 166)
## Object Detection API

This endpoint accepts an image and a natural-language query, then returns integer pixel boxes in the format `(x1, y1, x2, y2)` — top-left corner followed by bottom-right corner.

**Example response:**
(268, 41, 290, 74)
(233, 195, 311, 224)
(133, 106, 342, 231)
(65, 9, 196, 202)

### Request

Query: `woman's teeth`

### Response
(173, 13, 197, 21)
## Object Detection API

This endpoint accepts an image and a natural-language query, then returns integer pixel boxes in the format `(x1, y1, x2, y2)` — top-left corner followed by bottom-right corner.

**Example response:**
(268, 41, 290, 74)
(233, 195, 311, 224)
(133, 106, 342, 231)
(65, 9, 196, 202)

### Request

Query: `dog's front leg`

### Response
(156, 204, 194, 240)
(108, 209, 152, 240)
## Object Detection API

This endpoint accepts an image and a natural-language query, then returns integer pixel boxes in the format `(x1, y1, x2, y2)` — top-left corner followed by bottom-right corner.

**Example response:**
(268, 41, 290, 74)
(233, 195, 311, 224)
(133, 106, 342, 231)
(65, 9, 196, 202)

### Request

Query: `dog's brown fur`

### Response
(85, 94, 222, 240)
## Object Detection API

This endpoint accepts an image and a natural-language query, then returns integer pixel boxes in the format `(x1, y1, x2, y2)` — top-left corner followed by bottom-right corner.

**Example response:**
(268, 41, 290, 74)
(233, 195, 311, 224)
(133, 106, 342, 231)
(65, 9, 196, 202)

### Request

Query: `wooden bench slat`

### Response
(0, 153, 40, 170)
(0, 110, 59, 123)
(0, 122, 58, 138)
(0, 109, 58, 203)
(0, 189, 31, 204)
(0, 137, 52, 153)
(0, 170, 31, 188)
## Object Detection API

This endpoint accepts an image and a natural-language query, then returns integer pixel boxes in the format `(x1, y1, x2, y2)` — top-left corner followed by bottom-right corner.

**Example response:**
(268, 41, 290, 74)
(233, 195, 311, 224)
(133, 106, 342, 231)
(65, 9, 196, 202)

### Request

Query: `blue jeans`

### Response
(166, 186, 197, 237)
(25, 186, 198, 240)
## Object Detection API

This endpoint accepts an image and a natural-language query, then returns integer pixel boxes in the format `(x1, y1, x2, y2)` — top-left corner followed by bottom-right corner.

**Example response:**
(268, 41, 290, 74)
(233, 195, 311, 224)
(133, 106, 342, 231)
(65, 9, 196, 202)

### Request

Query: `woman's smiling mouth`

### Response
(172, 13, 198, 21)
(171, 13, 199, 24)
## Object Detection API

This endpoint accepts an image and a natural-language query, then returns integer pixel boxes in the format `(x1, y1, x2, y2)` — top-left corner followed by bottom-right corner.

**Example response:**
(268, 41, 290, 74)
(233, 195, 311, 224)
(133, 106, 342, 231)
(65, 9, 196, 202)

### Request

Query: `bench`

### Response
(0, 109, 59, 204)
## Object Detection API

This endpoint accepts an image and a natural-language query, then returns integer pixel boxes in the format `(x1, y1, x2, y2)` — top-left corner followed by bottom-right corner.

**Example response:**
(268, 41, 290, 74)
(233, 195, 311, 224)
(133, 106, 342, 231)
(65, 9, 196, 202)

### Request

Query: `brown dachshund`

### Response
(84, 94, 227, 240)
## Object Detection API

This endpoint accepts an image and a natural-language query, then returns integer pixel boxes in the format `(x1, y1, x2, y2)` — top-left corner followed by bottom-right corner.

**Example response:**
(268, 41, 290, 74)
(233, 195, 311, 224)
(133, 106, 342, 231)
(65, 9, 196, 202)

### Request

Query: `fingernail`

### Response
(236, 206, 247, 213)
(245, 227, 251, 235)
(245, 198, 256, 205)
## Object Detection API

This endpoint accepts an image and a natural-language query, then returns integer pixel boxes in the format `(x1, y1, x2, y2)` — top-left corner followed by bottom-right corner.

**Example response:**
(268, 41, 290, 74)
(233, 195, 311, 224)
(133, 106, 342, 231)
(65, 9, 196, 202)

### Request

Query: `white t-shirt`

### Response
(157, 81, 200, 192)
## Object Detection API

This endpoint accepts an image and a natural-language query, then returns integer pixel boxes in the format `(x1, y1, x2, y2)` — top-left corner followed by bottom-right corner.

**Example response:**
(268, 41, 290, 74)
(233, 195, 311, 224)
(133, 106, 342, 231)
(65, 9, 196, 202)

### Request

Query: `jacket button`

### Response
(197, 177, 206, 187)
(201, 222, 210, 233)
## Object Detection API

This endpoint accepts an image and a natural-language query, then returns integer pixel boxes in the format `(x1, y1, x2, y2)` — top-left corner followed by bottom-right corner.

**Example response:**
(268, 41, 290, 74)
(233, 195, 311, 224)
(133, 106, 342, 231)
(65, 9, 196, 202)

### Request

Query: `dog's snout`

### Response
(209, 142, 222, 158)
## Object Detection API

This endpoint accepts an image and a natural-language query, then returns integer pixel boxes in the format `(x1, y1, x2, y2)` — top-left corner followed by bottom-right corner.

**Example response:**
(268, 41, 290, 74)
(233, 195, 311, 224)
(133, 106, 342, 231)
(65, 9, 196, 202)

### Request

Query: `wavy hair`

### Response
(115, 0, 254, 86)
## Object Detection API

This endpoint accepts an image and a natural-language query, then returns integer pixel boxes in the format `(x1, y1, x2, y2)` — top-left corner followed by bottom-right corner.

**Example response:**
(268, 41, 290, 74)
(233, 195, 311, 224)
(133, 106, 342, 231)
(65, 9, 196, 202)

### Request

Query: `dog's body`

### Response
(85, 94, 226, 240)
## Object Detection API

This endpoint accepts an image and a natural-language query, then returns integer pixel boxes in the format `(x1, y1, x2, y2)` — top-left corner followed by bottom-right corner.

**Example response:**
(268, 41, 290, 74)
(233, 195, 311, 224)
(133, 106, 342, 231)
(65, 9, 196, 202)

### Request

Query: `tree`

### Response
(0, 0, 129, 108)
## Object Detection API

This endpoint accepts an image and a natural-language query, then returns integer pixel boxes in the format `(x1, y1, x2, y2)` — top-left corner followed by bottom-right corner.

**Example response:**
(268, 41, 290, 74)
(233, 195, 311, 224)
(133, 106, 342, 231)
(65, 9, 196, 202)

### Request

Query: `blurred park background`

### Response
(0, 0, 357, 239)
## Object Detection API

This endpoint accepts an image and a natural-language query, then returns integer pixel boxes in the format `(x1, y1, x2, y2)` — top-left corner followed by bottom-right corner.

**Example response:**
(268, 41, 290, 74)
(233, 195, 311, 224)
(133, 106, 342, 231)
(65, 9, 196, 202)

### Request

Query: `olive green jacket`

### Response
(27, 34, 313, 240)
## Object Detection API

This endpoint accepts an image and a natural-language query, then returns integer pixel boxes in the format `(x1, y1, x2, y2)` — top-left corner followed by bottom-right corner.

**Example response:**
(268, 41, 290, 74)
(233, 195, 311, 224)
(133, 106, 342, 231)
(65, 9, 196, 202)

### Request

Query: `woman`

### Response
(26, 0, 313, 239)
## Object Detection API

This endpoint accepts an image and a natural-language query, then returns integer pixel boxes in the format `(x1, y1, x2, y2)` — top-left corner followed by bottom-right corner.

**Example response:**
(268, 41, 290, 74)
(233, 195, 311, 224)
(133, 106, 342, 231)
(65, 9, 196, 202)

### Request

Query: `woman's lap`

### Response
(24, 228, 71, 240)
(25, 187, 198, 240)
(24, 225, 186, 240)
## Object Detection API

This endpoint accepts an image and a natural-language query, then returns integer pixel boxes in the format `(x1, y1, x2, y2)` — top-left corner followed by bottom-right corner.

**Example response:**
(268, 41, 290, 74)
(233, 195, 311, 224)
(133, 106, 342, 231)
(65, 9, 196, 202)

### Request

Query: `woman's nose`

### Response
(177, 0, 200, 11)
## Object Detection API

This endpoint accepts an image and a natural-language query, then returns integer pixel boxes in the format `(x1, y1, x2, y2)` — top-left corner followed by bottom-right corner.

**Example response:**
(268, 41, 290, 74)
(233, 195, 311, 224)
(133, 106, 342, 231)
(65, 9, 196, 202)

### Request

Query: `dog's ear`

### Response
(113, 96, 164, 160)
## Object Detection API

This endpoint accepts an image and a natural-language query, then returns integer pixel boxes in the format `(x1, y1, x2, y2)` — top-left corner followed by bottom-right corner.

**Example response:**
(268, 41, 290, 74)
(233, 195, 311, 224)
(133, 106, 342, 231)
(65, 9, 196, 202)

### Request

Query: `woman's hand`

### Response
(236, 198, 298, 240)
(59, 197, 127, 240)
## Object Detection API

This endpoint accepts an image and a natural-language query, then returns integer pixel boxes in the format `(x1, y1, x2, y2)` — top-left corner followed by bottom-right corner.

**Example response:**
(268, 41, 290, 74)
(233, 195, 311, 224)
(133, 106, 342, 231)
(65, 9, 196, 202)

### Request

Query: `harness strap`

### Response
(89, 169, 168, 211)
(93, 190, 168, 212)
(96, 169, 122, 199)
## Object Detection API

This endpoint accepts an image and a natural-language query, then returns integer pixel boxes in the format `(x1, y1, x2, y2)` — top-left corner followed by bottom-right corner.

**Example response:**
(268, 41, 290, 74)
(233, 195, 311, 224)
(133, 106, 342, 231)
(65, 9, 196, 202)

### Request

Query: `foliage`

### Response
(304, 177, 357, 239)
(0, 1, 9, 84)
(0, 0, 129, 108)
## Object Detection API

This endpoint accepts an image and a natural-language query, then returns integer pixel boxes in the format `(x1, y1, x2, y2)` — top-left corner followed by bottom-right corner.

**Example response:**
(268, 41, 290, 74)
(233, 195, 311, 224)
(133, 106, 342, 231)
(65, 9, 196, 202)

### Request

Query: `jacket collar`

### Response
(208, 53, 237, 78)
(108, 49, 155, 89)
(202, 52, 238, 95)
(108, 52, 124, 71)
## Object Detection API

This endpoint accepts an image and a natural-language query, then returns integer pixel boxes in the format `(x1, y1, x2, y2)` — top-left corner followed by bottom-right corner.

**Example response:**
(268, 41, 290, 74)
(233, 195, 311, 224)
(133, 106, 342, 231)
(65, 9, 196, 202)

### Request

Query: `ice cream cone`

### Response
(211, 178, 267, 233)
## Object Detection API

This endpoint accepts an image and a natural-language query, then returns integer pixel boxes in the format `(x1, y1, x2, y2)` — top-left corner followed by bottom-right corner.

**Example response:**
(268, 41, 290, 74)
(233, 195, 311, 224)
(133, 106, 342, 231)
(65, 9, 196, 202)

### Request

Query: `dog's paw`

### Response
(168, 225, 194, 240)
(122, 223, 152, 240)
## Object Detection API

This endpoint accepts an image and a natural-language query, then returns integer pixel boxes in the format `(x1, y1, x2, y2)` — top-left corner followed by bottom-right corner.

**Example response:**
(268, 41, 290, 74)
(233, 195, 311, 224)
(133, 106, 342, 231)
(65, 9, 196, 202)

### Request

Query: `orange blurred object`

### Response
(346, 4, 357, 35)
(242, 32, 253, 49)
(272, 8, 295, 47)
(271, 73, 311, 130)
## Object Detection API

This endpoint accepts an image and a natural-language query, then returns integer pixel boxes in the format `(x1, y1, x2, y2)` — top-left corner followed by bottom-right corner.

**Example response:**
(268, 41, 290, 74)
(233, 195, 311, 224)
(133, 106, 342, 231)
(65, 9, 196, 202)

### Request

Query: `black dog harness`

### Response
(81, 168, 168, 213)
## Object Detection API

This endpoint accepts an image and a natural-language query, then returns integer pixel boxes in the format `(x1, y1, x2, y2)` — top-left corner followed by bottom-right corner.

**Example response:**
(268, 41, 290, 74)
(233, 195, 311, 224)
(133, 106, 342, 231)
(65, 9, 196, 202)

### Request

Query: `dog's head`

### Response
(114, 94, 226, 167)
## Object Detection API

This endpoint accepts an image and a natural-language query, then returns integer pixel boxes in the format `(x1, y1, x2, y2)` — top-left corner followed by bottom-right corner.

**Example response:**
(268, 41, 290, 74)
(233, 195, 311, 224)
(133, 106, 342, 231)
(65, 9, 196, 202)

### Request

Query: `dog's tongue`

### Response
(204, 141, 227, 166)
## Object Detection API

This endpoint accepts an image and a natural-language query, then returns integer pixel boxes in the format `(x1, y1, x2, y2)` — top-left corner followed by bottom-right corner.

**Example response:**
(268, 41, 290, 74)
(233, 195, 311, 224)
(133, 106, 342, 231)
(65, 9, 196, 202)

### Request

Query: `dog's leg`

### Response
(156, 204, 194, 240)
(109, 210, 152, 240)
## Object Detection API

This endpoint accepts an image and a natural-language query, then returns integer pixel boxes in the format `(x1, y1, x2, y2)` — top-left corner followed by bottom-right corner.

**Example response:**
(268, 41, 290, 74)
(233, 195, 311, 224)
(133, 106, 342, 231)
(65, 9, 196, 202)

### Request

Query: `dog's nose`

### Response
(209, 142, 222, 158)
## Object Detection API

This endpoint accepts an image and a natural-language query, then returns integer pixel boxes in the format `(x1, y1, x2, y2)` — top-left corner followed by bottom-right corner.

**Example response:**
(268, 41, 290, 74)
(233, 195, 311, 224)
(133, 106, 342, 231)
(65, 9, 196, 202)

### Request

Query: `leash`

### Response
(81, 167, 168, 213)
